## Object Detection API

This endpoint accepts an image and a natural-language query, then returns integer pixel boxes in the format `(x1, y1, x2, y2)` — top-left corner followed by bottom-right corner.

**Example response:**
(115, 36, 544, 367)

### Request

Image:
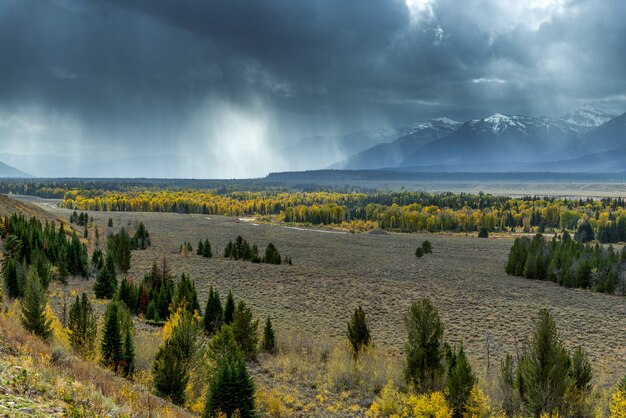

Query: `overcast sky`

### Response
(1, 0, 625, 177)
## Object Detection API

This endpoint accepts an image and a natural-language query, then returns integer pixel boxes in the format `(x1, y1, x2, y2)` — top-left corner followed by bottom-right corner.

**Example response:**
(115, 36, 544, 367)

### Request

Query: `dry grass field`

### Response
(2, 194, 623, 415)
(23, 196, 624, 391)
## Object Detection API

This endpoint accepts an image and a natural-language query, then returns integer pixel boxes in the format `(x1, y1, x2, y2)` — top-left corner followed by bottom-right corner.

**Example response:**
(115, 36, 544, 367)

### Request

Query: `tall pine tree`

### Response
(261, 316, 276, 353)
(68, 292, 97, 359)
(101, 302, 123, 372)
(20, 268, 52, 341)
(224, 290, 235, 325)
(204, 357, 256, 418)
(122, 321, 135, 377)
(203, 286, 223, 335)
(232, 300, 258, 361)
(347, 306, 371, 357)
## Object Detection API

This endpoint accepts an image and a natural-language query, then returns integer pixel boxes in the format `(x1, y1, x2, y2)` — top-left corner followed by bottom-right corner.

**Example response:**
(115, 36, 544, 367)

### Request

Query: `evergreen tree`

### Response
(153, 338, 188, 405)
(517, 308, 570, 416)
(91, 248, 104, 273)
(204, 357, 256, 418)
(117, 276, 131, 306)
(153, 307, 199, 405)
(114, 228, 132, 272)
(122, 321, 135, 377)
(197, 240, 204, 255)
(146, 300, 158, 321)
(347, 306, 370, 357)
(575, 221, 594, 243)
(478, 227, 489, 238)
(132, 222, 150, 250)
(170, 307, 200, 362)
(261, 316, 276, 353)
(30, 248, 51, 289)
(415, 247, 424, 258)
(58, 246, 69, 281)
(446, 344, 476, 418)
(156, 282, 173, 320)
(203, 286, 223, 335)
(20, 268, 52, 341)
(208, 324, 244, 365)
(404, 298, 444, 392)
(569, 346, 592, 392)
(232, 300, 259, 361)
(203, 239, 212, 258)
(108, 218, 113, 227)
(2, 256, 25, 298)
(68, 292, 97, 359)
(421, 240, 433, 254)
(498, 353, 518, 417)
(94, 252, 117, 299)
(101, 302, 123, 372)
(224, 290, 235, 325)
(171, 273, 200, 314)
(263, 242, 281, 264)
(224, 241, 233, 258)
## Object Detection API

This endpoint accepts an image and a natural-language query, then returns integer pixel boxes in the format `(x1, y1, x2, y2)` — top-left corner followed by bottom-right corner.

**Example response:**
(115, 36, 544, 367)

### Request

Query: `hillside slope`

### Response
(0, 311, 192, 417)
(579, 112, 626, 153)
(0, 160, 31, 178)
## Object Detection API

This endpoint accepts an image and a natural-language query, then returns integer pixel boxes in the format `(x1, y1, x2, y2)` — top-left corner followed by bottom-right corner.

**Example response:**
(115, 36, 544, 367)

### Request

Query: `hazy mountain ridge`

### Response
(281, 120, 460, 171)
(578, 112, 626, 153)
(331, 118, 461, 170)
(560, 107, 618, 128)
(0, 160, 32, 178)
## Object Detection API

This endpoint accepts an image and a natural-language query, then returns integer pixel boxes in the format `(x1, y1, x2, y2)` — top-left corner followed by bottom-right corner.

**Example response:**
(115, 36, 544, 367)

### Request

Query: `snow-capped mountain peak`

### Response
(430, 117, 459, 125)
(483, 113, 521, 131)
(560, 107, 618, 128)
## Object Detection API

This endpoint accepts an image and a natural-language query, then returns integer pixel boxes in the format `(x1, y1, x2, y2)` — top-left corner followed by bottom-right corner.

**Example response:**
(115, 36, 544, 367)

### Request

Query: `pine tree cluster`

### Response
(117, 259, 173, 322)
(115, 259, 201, 323)
(1, 214, 89, 298)
(131, 222, 151, 250)
(107, 228, 132, 273)
(224, 236, 287, 265)
(196, 238, 213, 258)
(69, 211, 91, 226)
(100, 301, 135, 377)
(506, 233, 624, 294)
(498, 308, 594, 416)
(179, 241, 193, 256)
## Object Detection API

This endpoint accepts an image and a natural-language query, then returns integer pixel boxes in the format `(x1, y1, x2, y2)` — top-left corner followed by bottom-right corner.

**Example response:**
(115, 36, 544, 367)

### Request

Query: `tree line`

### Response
(58, 188, 626, 238)
(506, 233, 626, 295)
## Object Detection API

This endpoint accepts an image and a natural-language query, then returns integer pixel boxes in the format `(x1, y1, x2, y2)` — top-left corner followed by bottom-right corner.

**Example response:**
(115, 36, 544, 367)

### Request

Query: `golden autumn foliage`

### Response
(610, 390, 626, 418)
(366, 382, 452, 418)
(61, 188, 626, 235)
(462, 386, 491, 418)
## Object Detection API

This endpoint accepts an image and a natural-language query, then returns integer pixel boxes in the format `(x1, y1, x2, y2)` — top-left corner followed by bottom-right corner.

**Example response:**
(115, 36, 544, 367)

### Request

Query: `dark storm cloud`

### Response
(0, 0, 625, 176)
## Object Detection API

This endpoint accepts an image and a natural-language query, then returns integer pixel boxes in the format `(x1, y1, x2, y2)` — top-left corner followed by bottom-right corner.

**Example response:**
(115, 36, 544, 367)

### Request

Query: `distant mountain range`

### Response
(2, 107, 625, 178)
(329, 107, 626, 173)
(0, 160, 31, 178)
(281, 121, 449, 171)
(331, 118, 461, 170)
(560, 107, 618, 128)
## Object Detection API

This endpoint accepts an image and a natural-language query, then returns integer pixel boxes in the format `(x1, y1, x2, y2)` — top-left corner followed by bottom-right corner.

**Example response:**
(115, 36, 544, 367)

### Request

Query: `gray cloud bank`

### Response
(1, 0, 625, 177)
